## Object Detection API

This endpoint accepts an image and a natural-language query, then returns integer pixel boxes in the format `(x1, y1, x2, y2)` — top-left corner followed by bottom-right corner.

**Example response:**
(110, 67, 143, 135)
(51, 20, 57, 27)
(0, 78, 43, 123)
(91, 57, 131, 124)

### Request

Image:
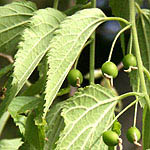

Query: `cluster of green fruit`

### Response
(101, 54, 137, 79)
(67, 54, 137, 87)
(103, 126, 141, 147)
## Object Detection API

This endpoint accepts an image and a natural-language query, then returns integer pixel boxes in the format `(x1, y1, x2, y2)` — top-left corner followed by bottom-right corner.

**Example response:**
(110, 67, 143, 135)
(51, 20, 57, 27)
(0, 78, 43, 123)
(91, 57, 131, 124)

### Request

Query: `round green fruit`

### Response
(126, 127, 141, 143)
(122, 54, 137, 69)
(103, 130, 119, 146)
(67, 69, 83, 87)
(101, 61, 118, 78)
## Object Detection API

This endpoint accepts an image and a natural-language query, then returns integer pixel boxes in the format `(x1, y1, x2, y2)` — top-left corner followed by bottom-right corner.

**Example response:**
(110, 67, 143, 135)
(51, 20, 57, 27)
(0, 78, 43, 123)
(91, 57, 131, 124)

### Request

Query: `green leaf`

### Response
(0, 138, 23, 150)
(109, 0, 142, 20)
(130, 9, 150, 107)
(44, 8, 106, 118)
(0, 8, 65, 119)
(22, 57, 48, 96)
(13, 115, 26, 135)
(128, 9, 150, 149)
(25, 112, 44, 150)
(109, 0, 129, 20)
(8, 96, 42, 116)
(0, 64, 13, 78)
(136, 9, 150, 71)
(0, 111, 10, 136)
(56, 84, 117, 150)
(8, 96, 42, 135)
(0, 1, 37, 55)
(44, 102, 65, 150)
(143, 106, 150, 150)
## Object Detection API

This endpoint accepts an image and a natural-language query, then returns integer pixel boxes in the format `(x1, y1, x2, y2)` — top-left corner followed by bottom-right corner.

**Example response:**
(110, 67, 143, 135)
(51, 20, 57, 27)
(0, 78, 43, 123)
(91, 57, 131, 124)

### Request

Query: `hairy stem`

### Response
(129, 0, 150, 109)
(106, 99, 138, 131)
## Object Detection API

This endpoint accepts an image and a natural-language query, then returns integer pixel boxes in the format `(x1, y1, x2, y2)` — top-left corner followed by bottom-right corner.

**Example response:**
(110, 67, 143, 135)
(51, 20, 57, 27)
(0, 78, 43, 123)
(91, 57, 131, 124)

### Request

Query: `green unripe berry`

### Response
(122, 54, 137, 69)
(103, 130, 119, 146)
(67, 69, 83, 87)
(101, 61, 118, 78)
(126, 127, 141, 143)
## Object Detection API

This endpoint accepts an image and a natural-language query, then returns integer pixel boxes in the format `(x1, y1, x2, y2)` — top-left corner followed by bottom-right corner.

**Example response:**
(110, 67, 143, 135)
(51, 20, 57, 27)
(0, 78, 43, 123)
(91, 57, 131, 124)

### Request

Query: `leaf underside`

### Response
(0, 1, 37, 55)
(56, 84, 117, 150)
(0, 138, 23, 150)
(44, 8, 106, 118)
(44, 101, 65, 150)
(0, 8, 65, 119)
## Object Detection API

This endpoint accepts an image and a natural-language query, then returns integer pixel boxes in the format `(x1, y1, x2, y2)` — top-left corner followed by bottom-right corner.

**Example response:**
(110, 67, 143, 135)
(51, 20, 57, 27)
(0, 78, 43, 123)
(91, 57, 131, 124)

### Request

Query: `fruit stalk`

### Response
(89, 0, 96, 84)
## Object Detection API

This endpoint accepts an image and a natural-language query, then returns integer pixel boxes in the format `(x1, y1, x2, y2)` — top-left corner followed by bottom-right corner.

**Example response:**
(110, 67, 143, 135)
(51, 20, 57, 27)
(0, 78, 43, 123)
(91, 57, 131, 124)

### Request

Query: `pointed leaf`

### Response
(13, 8, 65, 95)
(8, 96, 43, 116)
(0, 1, 37, 55)
(8, 96, 42, 135)
(56, 84, 117, 150)
(22, 57, 48, 96)
(44, 8, 106, 118)
(25, 112, 44, 150)
(0, 111, 10, 135)
(0, 138, 23, 150)
(44, 102, 65, 150)
(0, 8, 65, 118)
(13, 115, 26, 135)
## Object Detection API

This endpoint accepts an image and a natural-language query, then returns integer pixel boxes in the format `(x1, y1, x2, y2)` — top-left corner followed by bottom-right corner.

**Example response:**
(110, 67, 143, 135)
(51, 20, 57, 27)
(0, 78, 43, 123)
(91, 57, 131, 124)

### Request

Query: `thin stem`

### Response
(135, 2, 142, 14)
(89, 37, 95, 84)
(108, 24, 131, 61)
(133, 101, 138, 127)
(74, 40, 92, 69)
(53, 0, 59, 9)
(106, 99, 138, 131)
(143, 66, 150, 82)
(117, 91, 144, 100)
(103, 17, 130, 25)
(129, 32, 133, 54)
(57, 87, 70, 97)
(133, 74, 140, 127)
(120, 34, 126, 56)
(102, 91, 143, 105)
(129, 0, 150, 109)
(89, 0, 96, 84)
(0, 53, 14, 63)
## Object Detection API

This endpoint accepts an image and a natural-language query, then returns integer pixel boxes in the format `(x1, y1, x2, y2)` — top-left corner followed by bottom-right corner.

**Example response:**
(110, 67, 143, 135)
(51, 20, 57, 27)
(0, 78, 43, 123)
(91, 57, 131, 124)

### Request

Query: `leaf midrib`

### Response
(44, 18, 104, 116)
(61, 97, 117, 144)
